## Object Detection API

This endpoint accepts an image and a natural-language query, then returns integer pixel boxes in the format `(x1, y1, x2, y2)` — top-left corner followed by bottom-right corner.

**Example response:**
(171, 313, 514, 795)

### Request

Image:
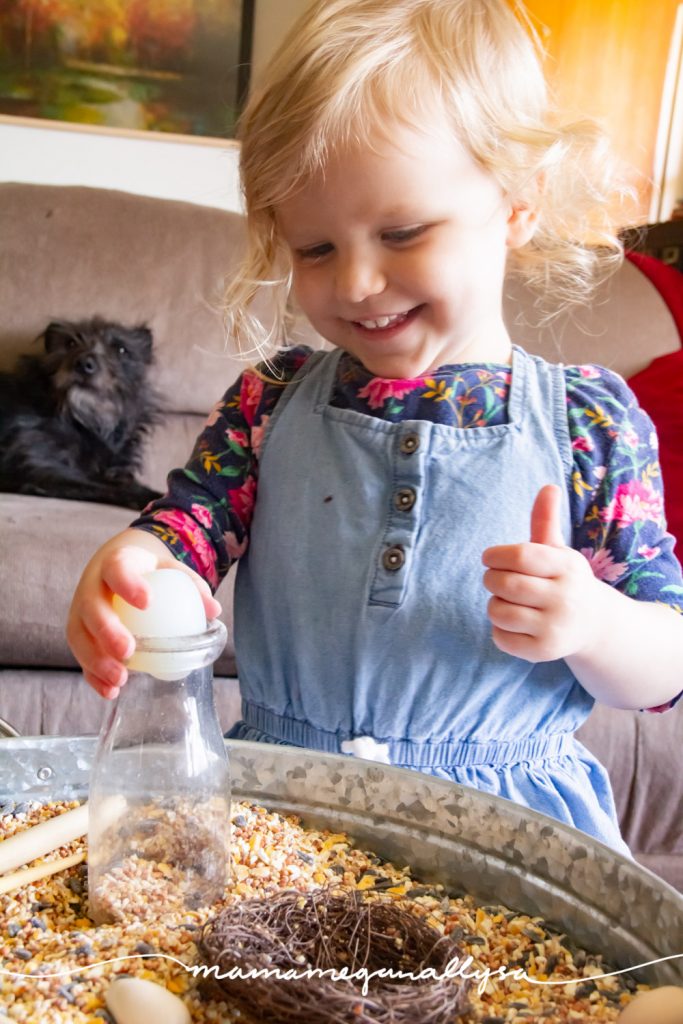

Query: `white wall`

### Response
(5, 0, 680, 217)
(251, 0, 311, 81)
(0, 120, 243, 211)
(0, 0, 310, 212)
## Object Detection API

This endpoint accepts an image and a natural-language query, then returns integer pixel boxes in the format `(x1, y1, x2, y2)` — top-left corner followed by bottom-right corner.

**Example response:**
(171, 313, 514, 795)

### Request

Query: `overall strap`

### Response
(258, 349, 339, 458)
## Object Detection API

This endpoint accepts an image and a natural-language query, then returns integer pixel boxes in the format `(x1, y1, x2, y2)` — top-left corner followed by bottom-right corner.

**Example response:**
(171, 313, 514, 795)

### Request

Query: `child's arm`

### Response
(68, 347, 314, 701)
(66, 528, 221, 700)
(482, 485, 683, 709)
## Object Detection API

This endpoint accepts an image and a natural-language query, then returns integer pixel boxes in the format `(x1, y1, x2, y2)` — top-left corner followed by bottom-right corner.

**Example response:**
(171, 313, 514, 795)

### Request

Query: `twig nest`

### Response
(105, 977, 191, 1024)
(198, 885, 471, 1023)
(617, 986, 683, 1023)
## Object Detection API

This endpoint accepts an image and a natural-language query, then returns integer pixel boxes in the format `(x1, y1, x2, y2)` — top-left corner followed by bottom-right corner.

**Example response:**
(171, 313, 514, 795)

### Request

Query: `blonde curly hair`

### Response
(226, 0, 625, 363)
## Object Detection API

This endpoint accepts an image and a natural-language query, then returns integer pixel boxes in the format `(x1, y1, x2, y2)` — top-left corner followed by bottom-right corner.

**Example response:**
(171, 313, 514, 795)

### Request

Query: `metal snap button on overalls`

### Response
(382, 545, 405, 571)
(394, 487, 416, 512)
(399, 433, 420, 454)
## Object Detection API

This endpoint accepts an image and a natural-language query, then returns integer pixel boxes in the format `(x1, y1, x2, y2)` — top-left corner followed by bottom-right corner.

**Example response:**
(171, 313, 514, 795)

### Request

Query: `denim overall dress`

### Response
(228, 346, 629, 853)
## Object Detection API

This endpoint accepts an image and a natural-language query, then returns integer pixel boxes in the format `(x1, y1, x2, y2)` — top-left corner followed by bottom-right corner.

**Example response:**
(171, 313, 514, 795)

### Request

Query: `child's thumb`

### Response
(530, 484, 566, 547)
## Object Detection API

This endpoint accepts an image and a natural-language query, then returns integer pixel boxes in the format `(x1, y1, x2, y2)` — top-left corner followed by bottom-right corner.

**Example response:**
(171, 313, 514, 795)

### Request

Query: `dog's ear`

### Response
(44, 321, 75, 354)
(127, 325, 153, 362)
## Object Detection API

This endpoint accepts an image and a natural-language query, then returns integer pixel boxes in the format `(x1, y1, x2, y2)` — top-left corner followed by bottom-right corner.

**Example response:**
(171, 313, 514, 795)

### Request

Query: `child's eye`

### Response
(382, 225, 428, 243)
(295, 242, 334, 262)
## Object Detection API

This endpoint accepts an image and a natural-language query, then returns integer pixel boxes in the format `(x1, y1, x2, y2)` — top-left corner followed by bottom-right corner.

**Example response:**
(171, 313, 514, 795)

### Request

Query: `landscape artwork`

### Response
(0, 0, 253, 139)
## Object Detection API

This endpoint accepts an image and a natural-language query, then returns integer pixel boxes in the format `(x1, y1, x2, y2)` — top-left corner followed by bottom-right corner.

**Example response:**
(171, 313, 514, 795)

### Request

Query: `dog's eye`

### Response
(116, 345, 128, 356)
(66, 338, 78, 350)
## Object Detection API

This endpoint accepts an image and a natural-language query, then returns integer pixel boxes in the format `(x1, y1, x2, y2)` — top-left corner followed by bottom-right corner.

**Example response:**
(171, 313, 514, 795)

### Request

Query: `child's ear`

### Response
(505, 201, 540, 250)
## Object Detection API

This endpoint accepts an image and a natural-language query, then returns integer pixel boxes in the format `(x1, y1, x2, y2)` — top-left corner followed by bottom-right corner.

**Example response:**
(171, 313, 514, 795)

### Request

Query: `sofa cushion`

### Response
(0, 183, 249, 417)
(0, 493, 237, 676)
(0, 669, 241, 737)
(578, 703, 683, 890)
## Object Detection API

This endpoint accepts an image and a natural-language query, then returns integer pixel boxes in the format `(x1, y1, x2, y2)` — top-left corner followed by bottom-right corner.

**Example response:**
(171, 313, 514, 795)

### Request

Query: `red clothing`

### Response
(626, 252, 683, 557)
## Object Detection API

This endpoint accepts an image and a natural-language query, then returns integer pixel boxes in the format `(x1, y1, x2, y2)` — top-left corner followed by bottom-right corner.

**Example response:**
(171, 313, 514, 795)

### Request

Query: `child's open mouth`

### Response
(352, 306, 422, 333)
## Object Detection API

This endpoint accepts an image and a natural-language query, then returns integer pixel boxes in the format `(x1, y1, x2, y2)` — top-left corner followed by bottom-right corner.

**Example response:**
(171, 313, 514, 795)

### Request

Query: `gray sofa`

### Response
(1, 182, 681, 888)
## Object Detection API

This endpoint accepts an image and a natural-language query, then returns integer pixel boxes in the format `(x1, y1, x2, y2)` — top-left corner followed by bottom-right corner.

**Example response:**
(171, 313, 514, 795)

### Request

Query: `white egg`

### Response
(113, 569, 205, 639)
(105, 976, 191, 1024)
(617, 985, 683, 1023)
(113, 569, 207, 681)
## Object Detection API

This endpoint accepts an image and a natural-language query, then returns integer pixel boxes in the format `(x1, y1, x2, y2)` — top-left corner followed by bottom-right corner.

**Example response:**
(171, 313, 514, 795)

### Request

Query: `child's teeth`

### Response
(359, 313, 406, 329)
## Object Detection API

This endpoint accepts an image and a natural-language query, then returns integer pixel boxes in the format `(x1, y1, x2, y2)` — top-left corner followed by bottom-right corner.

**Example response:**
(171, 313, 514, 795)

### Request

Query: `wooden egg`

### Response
(105, 977, 191, 1024)
(617, 986, 683, 1023)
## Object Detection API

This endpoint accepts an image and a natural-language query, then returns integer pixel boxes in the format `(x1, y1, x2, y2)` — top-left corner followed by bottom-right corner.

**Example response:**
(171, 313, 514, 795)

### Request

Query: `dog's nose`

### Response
(75, 354, 98, 376)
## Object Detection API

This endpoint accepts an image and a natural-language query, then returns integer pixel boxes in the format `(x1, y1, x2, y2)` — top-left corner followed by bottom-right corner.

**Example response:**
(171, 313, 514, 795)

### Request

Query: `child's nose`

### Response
(335, 254, 386, 304)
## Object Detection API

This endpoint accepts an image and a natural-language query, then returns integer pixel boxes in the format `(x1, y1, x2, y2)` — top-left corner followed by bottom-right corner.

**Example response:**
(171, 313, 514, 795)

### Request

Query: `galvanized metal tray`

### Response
(1, 735, 681, 986)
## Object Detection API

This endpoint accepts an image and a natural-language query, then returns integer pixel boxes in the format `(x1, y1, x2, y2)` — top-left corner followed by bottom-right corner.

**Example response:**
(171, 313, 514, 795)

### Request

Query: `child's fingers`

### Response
(83, 670, 122, 701)
(490, 625, 540, 661)
(158, 563, 223, 621)
(101, 546, 160, 608)
(487, 595, 542, 636)
(103, 548, 222, 622)
(79, 595, 135, 662)
(69, 621, 128, 692)
(529, 484, 566, 548)
(201, 589, 222, 621)
(483, 567, 553, 609)
(482, 542, 566, 578)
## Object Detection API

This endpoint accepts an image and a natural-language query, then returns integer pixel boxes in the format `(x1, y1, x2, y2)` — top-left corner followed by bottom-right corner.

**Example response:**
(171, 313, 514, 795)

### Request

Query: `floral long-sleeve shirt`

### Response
(133, 346, 683, 711)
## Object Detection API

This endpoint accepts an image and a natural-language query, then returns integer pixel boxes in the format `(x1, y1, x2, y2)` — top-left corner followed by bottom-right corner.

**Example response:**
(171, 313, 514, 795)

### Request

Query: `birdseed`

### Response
(0, 800, 646, 1022)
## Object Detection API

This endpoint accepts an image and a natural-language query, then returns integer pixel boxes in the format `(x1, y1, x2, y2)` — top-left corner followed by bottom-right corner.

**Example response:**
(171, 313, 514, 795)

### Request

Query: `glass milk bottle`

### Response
(88, 570, 230, 925)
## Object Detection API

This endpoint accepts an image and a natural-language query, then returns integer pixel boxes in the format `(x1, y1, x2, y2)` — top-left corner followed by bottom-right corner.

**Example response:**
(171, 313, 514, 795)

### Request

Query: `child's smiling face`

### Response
(276, 119, 537, 379)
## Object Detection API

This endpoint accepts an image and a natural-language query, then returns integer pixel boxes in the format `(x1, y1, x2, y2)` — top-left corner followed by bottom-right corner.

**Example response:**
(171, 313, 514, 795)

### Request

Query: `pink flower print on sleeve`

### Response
(600, 480, 664, 528)
(250, 415, 270, 459)
(190, 503, 213, 529)
(581, 548, 626, 581)
(580, 547, 628, 582)
(240, 370, 265, 426)
(357, 376, 424, 410)
(226, 427, 249, 449)
(152, 509, 220, 589)
(204, 399, 225, 429)
(230, 475, 257, 529)
(637, 544, 661, 560)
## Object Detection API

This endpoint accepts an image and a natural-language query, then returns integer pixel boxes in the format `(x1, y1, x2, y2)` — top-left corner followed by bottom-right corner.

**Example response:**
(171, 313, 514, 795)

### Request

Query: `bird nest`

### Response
(197, 885, 471, 1023)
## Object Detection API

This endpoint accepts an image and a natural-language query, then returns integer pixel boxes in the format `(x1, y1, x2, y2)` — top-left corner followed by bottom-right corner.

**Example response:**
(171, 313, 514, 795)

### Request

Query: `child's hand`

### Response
(481, 485, 602, 663)
(66, 529, 222, 700)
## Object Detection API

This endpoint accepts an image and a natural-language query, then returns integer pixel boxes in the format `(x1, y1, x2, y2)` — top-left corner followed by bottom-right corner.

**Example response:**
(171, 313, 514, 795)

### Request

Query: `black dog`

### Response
(0, 318, 163, 510)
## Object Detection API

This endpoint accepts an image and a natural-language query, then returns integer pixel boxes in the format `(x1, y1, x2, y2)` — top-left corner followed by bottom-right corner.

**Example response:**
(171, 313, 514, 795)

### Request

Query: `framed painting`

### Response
(0, 0, 255, 141)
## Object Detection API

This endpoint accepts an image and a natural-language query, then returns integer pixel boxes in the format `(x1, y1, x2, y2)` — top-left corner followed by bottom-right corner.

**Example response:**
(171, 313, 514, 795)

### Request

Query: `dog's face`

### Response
(44, 318, 154, 439)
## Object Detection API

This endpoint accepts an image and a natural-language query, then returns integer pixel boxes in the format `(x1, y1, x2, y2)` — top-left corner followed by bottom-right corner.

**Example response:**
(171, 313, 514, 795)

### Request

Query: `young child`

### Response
(68, 0, 683, 855)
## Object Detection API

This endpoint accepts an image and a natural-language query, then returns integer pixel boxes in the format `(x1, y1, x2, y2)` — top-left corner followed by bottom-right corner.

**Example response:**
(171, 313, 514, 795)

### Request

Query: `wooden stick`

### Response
(0, 802, 88, 875)
(0, 850, 85, 895)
